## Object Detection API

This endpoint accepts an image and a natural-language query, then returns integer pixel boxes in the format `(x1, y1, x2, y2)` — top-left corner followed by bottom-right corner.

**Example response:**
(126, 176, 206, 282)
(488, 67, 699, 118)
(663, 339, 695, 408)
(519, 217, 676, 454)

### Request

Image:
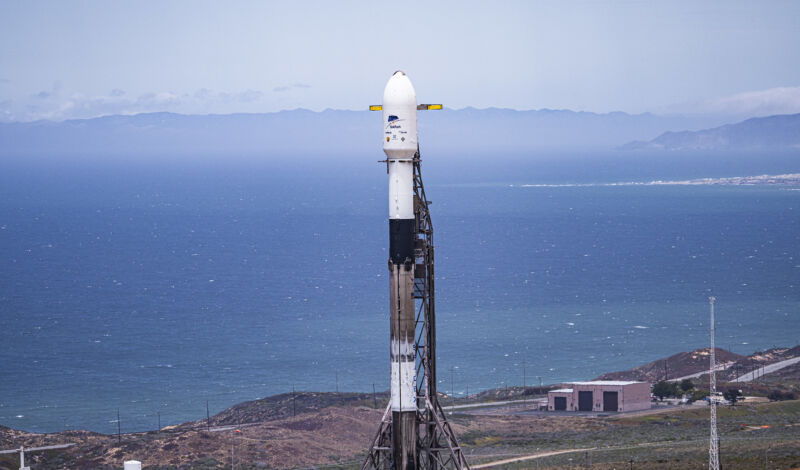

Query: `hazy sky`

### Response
(1, 1, 799, 121)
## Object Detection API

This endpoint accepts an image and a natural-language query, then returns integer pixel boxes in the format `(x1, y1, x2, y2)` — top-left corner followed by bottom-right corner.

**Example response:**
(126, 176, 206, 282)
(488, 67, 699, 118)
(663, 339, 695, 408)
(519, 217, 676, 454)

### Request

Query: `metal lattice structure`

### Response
(363, 151, 470, 470)
(708, 296, 720, 470)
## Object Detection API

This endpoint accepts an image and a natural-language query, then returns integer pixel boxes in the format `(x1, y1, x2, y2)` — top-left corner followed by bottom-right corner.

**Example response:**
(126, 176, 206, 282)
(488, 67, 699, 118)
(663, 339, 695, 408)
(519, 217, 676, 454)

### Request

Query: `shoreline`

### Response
(512, 172, 800, 188)
(3, 344, 797, 437)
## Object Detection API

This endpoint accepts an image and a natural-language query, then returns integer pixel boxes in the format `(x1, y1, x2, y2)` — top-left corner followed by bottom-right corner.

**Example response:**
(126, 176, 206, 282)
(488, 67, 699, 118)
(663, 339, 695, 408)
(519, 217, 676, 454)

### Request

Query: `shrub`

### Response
(688, 389, 709, 403)
(652, 381, 681, 400)
(767, 390, 797, 401)
(723, 388, 743, 405)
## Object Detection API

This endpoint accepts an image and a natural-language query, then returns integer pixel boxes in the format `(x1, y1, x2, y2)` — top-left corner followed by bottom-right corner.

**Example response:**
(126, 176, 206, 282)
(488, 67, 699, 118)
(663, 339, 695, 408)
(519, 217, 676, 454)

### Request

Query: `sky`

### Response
(1, 0, 799, 121)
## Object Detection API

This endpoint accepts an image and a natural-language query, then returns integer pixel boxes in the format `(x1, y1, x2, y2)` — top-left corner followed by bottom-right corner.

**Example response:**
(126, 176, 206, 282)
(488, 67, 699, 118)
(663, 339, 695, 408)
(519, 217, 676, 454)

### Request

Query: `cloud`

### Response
(194, 88, 213, 100)
(194, 88, 264, 104)
(691, 86, 800, 117)
(273, 83, 311, 93)
(0, 100, 12, 121)
(4, 87, 268, 121)
(31, 82, 63, 101)
(135, 92, 182, 108)
(0, 78, 10, 85)
(7, 90, 180, 121)
(235, 89, 263, 102)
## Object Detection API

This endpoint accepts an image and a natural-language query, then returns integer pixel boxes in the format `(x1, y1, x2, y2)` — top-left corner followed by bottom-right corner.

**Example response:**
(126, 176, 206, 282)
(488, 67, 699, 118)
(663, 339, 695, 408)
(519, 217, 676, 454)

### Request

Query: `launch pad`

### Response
(362, 152, 469, 470)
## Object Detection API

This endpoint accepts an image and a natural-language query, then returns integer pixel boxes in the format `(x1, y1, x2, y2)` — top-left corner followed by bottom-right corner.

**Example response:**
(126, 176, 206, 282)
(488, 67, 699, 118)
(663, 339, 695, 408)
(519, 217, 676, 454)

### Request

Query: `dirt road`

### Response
(472, 447, 596, 469)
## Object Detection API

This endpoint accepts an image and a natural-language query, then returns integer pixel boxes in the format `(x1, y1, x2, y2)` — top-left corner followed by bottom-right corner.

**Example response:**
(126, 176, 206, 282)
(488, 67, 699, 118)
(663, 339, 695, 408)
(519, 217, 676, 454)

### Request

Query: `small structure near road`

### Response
(547, 381, 650, 412)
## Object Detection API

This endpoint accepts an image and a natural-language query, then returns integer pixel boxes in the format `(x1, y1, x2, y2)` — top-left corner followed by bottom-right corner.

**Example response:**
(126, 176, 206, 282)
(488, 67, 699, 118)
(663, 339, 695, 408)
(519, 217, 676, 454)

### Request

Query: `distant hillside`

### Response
(595, 348, 746, 382)
(195, 391, 387, 428)
(595, 345, 800, 384)
(621, 113, 800, 151)
(0, 108, 724, 159)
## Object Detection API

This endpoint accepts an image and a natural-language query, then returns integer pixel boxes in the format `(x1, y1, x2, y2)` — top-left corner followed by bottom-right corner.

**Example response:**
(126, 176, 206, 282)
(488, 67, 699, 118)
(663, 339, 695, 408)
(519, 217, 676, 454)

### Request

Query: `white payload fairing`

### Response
(383, 71, 418, 161)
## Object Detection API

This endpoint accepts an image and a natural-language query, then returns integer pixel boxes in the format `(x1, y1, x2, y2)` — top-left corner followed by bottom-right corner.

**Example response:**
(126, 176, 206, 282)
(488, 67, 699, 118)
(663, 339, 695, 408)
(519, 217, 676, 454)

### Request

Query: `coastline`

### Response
(513, 172, 800, 188)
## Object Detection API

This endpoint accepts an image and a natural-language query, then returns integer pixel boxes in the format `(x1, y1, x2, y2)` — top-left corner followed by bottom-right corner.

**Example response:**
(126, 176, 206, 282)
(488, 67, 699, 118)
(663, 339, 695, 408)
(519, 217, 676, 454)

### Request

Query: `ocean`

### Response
(1, 152, 798, 434)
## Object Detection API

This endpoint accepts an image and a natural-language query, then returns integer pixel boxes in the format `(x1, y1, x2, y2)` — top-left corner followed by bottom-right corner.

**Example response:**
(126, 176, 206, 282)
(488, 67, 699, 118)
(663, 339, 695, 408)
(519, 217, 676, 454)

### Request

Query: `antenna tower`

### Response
(362, 151, 469, 470)
(708, 296, 720, 470)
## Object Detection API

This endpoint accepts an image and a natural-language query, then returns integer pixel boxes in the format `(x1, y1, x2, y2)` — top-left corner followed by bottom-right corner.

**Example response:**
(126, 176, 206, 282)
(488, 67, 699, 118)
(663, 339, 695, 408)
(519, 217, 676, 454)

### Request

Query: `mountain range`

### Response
(621, 113, 800, 151)
(0, 108, 728, 160)
(0, 109, 798, 160)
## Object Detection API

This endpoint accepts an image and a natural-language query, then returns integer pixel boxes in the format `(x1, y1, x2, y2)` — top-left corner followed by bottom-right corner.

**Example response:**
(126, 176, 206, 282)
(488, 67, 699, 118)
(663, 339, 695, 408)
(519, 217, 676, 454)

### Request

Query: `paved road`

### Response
(668, 361, 734, 382)
(442, 398, 546, 411)
(733, 356, 800, 382)
(0, 443, 75, 454)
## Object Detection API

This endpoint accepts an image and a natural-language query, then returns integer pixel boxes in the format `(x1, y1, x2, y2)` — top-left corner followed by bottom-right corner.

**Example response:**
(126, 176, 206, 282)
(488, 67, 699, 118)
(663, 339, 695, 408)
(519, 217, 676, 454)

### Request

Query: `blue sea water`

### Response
(0, 152, 799, 434)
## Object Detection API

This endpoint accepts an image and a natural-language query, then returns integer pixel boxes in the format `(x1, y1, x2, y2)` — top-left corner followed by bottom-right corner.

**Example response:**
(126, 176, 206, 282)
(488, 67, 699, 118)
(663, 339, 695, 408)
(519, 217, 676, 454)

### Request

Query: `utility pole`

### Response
(157, 411, 161, 431)
(522, 359, 526, 402)
(292, 385, 296, 417)
(116, 409, 121, 444)
(373, 383, 377, 409)
(450, 366, 455, 406)
(336, 371, 339, 393)
(206, 401, 210, 432)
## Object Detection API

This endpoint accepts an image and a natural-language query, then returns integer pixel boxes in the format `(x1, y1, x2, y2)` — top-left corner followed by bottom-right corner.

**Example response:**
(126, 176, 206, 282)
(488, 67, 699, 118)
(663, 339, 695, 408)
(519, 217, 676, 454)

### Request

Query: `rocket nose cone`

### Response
(384, 71, 416, 102)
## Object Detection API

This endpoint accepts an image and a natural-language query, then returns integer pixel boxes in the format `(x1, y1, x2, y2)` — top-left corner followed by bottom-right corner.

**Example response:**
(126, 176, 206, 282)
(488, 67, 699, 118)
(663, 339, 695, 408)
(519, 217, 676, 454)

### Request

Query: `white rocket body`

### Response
(382, 71, 418, 416)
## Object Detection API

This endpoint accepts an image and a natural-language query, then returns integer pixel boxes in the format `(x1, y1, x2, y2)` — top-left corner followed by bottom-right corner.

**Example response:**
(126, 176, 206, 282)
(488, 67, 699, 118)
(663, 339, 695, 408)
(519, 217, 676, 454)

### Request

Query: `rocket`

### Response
(367, 72, 454, 470)
(383, 70, 419, 470)
(367, 72, 456, 470)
